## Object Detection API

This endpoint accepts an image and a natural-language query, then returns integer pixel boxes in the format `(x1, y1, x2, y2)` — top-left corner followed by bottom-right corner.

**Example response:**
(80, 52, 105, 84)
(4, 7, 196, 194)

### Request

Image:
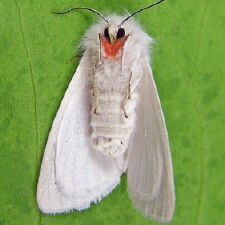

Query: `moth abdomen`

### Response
(91, 92, 136, 157)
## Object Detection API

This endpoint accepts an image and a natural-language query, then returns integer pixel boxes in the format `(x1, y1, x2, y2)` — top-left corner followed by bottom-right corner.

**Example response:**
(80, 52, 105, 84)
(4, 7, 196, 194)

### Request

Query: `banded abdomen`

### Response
(90, 63, 137, 157)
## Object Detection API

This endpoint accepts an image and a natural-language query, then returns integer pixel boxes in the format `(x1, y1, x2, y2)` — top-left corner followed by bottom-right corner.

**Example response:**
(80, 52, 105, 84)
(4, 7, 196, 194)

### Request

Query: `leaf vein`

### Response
(13, 0, 43, 224)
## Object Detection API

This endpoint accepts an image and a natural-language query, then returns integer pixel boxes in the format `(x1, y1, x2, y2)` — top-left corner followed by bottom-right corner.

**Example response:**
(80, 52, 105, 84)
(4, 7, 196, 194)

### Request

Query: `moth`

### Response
(37, 0, 175, 223)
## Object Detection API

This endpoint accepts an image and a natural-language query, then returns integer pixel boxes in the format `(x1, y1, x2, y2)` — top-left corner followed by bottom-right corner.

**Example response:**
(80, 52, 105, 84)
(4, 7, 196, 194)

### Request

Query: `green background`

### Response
(0, 0, 224, 224)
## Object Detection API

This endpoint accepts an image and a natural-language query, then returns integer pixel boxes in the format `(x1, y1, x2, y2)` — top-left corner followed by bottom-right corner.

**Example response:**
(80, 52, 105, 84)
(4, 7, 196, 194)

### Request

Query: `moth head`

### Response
(52, 1, 165, 58)
(104, 25, 125, 44)
(99, 24, 129, 58)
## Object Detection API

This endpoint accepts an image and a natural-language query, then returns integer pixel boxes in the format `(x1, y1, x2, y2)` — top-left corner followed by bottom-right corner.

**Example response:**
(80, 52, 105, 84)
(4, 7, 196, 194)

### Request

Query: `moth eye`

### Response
(104, 27, 109, 38)
(117, 28, 125, 39)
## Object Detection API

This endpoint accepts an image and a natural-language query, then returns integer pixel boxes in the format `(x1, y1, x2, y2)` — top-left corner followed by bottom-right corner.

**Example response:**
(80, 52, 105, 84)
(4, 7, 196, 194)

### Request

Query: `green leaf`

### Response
(0, 0, 224, 224)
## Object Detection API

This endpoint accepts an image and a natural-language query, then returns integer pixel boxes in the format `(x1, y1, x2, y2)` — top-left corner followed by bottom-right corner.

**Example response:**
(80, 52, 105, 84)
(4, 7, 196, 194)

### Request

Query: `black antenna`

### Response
(120, 0, 165, 25)
(52, 7, 110, 25)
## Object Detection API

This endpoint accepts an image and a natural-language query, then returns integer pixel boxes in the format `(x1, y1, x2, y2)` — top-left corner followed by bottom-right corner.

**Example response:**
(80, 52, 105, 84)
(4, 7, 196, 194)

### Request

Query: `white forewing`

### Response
(37, 52, 124, 213)
(127, 57, 175, 222)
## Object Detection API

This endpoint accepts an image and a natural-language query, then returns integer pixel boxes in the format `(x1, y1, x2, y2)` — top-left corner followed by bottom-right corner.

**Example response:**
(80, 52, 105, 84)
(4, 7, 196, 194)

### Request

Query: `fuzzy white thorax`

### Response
(81, 15, 153, 157)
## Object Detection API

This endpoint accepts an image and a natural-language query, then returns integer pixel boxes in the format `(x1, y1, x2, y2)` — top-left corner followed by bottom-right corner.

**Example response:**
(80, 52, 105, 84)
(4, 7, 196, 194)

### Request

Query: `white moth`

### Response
(37, 1, 175, 223)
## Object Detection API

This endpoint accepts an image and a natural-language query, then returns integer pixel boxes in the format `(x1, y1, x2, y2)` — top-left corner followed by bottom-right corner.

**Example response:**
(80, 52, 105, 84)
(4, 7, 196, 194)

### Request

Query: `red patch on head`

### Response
(99, 34, 129, 59)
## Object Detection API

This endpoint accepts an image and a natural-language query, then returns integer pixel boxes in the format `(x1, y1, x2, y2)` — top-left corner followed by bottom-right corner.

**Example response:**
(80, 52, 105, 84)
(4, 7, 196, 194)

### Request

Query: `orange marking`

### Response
(99, 34, 129, 58)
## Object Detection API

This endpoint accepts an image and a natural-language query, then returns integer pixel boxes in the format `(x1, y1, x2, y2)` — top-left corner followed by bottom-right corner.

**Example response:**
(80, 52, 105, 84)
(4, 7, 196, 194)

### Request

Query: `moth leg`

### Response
(92, 65, 99, 114)
(98, 34, 102, 65)
(92, 35, 102, 114)
(65, 50, 84, 64)
(92, 106, 98, 114)
(128, 72, 131, 99)
(122, 72, 132, 118)
(122, 105, 128, 118)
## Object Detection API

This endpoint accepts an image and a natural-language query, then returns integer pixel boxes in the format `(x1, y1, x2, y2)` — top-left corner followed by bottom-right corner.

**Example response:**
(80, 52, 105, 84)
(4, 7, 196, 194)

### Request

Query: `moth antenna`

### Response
(52, 7, 110, 25)
(120, 0, 165, 25)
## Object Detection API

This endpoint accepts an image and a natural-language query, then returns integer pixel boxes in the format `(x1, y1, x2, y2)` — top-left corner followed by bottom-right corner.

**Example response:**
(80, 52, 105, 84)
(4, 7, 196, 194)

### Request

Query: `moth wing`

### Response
(37, 52, 123, 214)
(127, 59, 175, 222)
